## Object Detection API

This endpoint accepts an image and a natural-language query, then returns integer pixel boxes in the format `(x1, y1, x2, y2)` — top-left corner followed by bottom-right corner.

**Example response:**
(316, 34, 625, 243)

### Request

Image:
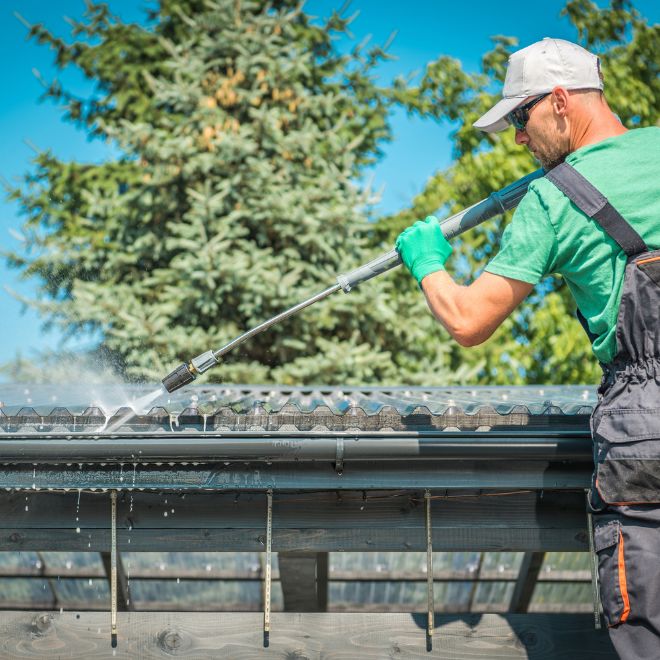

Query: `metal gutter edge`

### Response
(0, 432, 592, 462)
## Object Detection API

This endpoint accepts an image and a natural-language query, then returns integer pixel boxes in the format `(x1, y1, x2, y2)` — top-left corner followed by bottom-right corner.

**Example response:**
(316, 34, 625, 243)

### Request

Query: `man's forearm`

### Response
(420, 270, 534, 347)
(420, 271, 482, 346)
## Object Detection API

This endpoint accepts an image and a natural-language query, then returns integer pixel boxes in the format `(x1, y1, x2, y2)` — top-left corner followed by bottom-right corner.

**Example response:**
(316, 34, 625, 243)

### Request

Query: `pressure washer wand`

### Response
(162, 168, 544, 393)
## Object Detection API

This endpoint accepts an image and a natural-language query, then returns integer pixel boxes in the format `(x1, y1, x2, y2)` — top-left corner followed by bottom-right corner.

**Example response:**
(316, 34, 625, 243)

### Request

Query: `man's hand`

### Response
(395, 216, 452, 286)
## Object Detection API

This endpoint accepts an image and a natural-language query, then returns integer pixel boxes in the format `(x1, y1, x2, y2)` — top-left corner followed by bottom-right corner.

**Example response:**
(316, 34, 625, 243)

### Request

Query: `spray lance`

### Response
(162, 168, 544, 393)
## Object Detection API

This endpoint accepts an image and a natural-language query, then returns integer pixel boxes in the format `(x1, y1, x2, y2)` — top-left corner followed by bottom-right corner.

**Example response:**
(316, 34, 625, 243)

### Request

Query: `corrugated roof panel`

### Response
(0, 384, 596, 434)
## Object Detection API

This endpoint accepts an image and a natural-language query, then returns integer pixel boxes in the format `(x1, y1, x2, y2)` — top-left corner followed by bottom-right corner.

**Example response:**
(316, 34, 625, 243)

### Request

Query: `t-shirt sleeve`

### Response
(484, 185, 558, 284)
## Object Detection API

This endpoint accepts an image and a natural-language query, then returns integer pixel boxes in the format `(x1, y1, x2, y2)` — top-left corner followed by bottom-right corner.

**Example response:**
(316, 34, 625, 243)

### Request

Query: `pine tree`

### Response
(5, 0, 477, 385)
(378, 0, 659, 386)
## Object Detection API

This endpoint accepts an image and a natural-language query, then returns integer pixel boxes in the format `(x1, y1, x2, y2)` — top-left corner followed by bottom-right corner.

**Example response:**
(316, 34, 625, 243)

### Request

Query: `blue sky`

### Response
(1, 0, 658, 370)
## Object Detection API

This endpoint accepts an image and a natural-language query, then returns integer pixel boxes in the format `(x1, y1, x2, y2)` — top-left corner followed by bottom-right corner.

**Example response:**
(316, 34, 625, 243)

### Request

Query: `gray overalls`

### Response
(547, 162, 660, 660)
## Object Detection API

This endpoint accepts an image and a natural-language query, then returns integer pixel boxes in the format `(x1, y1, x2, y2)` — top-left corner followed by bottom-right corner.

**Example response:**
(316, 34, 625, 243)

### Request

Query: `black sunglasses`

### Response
(506, 93, 550, 131)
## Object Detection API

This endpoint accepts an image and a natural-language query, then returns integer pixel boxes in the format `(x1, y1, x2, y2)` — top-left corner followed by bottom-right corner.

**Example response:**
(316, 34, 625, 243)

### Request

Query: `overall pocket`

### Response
(594, 408, 660, 504)
(594, 521, 630, 627)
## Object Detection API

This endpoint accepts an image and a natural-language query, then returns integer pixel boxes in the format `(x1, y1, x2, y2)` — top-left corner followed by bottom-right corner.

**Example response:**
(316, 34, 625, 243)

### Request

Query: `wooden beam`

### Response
(0, 611, 617, 658)
(509, 552, 546, 613)
(317, 551, 328, 611)
(0, 601, 596, 614)
(35, 552, 58, 610)
(0, 490, 590, 552)
(278, 552, 328, 612)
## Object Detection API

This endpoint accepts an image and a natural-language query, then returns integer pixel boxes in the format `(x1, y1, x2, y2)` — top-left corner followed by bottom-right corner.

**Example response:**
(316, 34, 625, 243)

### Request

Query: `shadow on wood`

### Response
(0, 611, 616, 659)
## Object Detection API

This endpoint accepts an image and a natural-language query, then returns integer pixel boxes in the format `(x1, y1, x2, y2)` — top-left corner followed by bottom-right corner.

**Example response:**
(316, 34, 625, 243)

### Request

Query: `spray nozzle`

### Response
(161, 350, 219, 393)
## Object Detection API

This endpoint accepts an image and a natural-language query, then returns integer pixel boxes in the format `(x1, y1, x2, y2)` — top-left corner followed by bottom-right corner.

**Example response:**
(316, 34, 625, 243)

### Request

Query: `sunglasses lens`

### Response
(507, 108, 526, 130)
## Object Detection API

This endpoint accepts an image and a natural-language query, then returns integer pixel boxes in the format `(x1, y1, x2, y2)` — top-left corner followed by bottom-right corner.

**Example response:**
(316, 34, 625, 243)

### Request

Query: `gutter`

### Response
(0, 430, 592, 463)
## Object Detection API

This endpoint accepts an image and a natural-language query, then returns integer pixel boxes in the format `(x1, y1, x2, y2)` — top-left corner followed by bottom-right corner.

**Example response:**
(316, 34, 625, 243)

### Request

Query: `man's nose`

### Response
(514, 128, 528, 145)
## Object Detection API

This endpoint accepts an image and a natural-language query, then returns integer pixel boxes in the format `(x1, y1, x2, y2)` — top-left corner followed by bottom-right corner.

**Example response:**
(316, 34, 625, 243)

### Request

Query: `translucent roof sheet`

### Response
(0, 384, 596, 434)
(0, 550, 592, 613)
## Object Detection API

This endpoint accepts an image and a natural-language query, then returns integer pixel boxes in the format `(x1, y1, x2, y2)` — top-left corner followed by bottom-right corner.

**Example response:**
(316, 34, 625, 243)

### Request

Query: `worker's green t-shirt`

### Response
(484, 126, 660, 364)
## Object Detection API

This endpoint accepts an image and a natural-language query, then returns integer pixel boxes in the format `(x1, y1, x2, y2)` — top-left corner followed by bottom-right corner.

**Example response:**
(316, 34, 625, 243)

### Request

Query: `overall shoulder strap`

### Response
(545, 162, 648, 257)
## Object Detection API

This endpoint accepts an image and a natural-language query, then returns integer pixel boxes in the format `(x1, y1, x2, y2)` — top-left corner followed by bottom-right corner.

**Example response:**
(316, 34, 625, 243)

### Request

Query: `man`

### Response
(396, 38, 660, 659)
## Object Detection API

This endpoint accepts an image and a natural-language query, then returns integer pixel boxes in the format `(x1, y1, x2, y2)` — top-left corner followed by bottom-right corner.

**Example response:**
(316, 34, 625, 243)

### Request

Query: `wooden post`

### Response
(509, 552, 545, 613)
(279, 552, 328, 612)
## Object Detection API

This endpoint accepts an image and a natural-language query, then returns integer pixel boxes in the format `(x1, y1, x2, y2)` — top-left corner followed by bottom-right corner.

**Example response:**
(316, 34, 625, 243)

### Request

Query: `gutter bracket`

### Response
(263, 489, 273, 647)
(425, 489, 434, 651)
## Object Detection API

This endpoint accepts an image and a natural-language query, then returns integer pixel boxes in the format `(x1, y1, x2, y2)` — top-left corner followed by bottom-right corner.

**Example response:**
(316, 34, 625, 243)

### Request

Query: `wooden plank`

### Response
(3, 490, 588, 530)
(0, 526, 589, 552)
(0, 490, 589, 552)
(0, 601, 596, 614)
(0, 611, 617, 658)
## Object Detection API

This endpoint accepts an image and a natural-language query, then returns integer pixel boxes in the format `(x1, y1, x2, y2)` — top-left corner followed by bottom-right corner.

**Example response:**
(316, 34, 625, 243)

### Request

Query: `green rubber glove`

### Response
(395, 216, 453, 286)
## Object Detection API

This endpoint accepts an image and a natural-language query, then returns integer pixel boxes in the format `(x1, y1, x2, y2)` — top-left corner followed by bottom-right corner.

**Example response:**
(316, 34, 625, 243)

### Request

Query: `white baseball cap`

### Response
(474, 38, 603, 133)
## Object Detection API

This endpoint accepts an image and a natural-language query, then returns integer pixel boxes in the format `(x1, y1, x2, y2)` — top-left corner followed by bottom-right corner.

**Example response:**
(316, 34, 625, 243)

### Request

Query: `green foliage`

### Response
(379, 0, 658, 385)
(5, 0, 478, 385)
(6, 0, 657, 386)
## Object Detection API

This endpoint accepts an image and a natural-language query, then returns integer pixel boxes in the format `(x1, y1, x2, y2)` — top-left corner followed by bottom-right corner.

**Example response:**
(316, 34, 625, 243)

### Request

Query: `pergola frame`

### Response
(0, 418, 617, 656)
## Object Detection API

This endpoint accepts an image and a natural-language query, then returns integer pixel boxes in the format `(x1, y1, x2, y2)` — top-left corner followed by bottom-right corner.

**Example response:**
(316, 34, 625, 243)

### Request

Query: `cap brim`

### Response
(473, 96, 526, 133)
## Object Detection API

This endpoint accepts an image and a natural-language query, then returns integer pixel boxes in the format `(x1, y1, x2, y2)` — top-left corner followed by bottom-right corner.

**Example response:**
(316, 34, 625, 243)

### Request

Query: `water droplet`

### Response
(76, 527, 81, 533)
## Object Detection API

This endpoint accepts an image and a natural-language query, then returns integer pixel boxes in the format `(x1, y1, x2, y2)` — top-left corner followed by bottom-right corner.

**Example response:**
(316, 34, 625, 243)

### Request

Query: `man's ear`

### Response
(550, 87, 570, 118)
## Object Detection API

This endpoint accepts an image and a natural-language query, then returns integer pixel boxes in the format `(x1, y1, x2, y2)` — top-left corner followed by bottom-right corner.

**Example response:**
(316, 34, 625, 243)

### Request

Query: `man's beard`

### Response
(531, 140, 570, 172)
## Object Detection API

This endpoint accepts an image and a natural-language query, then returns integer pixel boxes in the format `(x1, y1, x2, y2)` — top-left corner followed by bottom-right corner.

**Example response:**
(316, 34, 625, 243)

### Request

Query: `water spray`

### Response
(162, 169, 544, 393)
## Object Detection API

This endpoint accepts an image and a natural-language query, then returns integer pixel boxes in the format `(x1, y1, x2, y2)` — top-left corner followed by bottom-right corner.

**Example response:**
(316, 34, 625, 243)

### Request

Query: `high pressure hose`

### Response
(162, 169, 544, 393)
